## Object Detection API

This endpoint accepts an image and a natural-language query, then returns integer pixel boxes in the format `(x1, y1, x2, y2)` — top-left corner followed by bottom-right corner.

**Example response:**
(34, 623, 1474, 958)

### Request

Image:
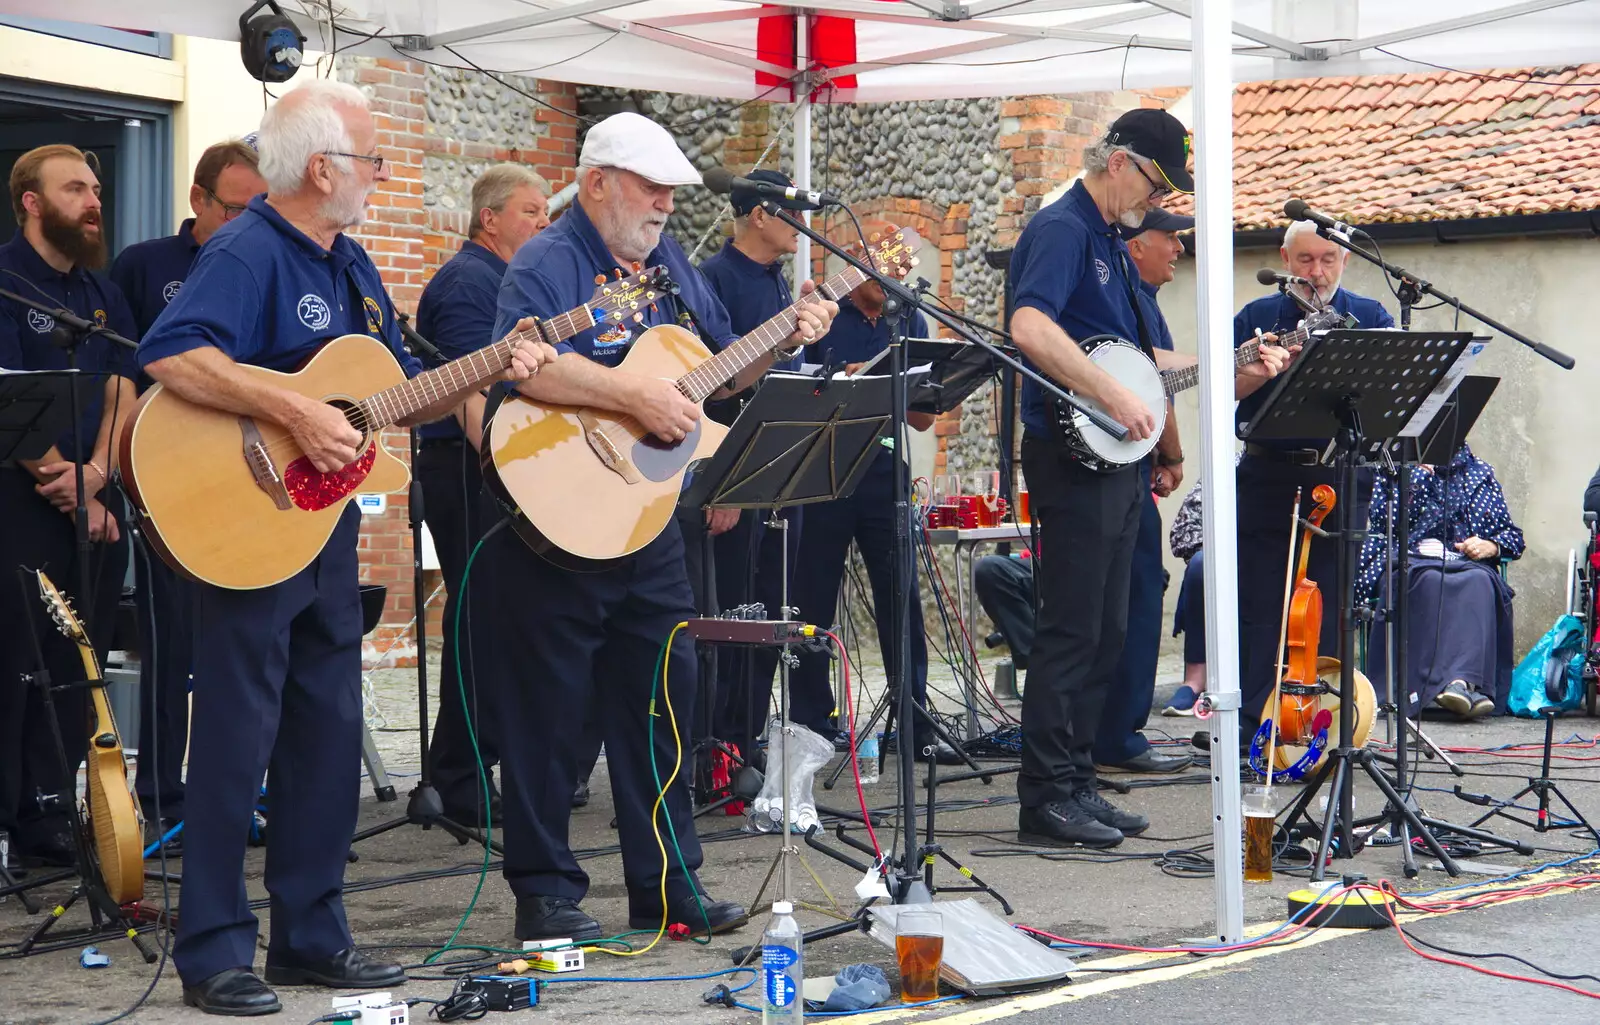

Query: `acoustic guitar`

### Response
(35, 571, 144, 904)
(120, 267, 670, 590)
(483, 227, 922, 570)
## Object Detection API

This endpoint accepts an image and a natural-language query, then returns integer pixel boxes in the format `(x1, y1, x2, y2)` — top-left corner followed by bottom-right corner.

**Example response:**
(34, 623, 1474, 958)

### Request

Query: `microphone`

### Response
(702, 166, 843, 210)
(1256, 268, 1311, 287)
(395, 312, 446, 363)
(1283, 199, 1354, 237)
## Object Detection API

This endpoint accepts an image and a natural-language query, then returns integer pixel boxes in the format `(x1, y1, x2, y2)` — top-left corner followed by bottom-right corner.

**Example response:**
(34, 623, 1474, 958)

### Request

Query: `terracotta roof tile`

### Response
(1202, 62, 1600, 229)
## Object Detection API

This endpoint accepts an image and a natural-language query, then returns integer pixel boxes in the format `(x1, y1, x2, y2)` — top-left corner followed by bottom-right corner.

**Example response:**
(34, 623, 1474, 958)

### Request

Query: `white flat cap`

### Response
(579, 111, 701, 187)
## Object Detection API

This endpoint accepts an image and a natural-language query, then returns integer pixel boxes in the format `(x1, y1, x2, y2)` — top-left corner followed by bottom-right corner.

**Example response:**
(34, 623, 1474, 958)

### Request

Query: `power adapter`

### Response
(330, 992, 407, 1025)
(462, 975, 539, 1011)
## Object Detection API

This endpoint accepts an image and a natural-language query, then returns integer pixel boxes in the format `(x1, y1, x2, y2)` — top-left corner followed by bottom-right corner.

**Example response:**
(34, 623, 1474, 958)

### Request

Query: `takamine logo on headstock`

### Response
(861, 228, 922, 281)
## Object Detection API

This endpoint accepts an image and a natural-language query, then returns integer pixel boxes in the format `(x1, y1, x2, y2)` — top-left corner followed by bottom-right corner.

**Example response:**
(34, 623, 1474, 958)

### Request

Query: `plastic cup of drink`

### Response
(1243, 785, 1275, 882)
(895, 909, 944, 1004)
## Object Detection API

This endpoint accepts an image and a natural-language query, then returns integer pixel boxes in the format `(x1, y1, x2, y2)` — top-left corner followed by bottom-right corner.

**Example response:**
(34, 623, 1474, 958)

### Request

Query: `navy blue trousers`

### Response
(134, 545, 191, 820)
(789, 451, 929, 740)
(1091, 473, 1167, 766)
(479, 499, 704, 911)
(1174, 551, 1206, 665)
(173, 506, 363, 985)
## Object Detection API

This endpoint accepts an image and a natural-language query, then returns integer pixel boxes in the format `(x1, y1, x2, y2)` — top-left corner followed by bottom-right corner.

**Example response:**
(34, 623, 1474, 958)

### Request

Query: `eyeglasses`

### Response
(203, 188, 249, 220)
(322, 151, 386, 174)
(1130, 157, 1173, 201)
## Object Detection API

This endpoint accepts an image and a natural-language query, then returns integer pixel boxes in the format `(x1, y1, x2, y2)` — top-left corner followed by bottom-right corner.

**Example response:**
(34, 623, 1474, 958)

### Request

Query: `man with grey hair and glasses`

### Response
(415, 163, 550, 827)
(138, 81, 557, 1015)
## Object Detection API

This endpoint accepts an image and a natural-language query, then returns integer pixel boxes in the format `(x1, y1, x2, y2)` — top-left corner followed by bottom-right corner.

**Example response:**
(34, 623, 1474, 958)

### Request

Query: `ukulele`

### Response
(35, 571, 144, 904)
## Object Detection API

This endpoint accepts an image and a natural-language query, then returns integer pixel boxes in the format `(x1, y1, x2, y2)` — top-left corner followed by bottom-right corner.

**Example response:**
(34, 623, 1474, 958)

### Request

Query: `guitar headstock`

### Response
(35, 570, 89, 646)
(860, 226, 922, 282)
(589, 265, 671, 327)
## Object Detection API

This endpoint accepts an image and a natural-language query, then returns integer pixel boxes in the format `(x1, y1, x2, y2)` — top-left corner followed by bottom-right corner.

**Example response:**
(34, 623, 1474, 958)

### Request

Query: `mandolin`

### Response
(120, 266, 670, 589)
(35, 571, 144, 904)
(483, 227, 922, 570)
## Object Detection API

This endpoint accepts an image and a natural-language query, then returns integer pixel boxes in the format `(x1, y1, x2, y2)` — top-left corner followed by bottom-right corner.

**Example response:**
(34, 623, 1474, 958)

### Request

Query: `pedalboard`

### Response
(686, 605, 816, 646)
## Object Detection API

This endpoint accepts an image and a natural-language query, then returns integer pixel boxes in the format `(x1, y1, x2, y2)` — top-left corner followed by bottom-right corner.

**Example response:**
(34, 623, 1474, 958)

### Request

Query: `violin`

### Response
(1276, 485, 1336, 744)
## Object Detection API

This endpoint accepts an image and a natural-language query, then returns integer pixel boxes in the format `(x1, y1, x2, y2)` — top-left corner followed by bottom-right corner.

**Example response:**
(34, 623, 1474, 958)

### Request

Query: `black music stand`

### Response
(1241, 328, 1518, 880)
(0, 370, 87, 464)
(905, 339, 1000, 416)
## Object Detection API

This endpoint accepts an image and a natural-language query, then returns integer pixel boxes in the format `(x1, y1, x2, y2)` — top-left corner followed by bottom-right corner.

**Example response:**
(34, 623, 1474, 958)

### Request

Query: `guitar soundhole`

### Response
(283, 443, 378, 511)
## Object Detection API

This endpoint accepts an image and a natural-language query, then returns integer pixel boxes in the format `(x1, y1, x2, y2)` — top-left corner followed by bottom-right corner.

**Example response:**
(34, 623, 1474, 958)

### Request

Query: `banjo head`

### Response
(1071, 340, 1165, 466)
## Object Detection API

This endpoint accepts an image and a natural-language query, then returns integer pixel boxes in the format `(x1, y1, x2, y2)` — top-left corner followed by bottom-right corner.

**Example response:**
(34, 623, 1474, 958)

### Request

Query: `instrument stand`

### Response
(350, 324, 501, 859)
(1461, 709, 1600, 849)
(1239, 327, 1518, 880)
(682, 371, 899, 917)
(4, 569, 156, 962)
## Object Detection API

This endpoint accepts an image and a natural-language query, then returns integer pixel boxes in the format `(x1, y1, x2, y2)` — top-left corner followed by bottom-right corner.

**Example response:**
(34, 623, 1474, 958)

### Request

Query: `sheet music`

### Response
(1398, 338, 1490, 438)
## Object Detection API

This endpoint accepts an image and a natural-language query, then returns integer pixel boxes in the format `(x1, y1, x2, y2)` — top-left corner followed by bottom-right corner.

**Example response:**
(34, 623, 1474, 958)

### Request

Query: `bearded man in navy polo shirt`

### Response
(483, 113, 835, 943)
(111, 139, 266, 846)
(138, 80, 555, 1016)
(0, 143, 137, 870)
(1231, 219, 1394, 735)
(414, 163, 549, 827)
(1007, 109, 1196, 849)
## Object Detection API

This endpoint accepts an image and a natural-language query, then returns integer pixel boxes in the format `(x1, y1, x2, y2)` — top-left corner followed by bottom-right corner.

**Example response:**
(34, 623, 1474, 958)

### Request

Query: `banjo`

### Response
(1054, 305, 1354, 470)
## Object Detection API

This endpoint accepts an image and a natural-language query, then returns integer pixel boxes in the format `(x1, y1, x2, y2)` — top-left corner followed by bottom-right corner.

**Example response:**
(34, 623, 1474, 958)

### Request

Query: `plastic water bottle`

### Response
(856, 732, 879, 785)
(761, 901, 804, 1023)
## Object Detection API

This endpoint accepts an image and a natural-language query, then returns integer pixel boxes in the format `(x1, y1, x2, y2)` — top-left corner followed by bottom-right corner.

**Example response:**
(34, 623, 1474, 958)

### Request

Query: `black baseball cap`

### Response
(731, 168, 810, 216)
(1116, 207, 1196, 239)
(1105, 108, 1193, 195)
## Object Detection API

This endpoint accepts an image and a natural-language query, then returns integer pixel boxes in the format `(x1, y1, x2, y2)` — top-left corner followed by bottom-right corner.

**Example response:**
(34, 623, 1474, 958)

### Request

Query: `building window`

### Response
(0, 17, 173, 58)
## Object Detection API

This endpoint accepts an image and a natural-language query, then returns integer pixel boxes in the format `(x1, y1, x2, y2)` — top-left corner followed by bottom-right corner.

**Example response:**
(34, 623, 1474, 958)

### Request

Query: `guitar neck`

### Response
(1159, 322, 1314, 397)
(355, 304, 598, 430)
(676, 263, 872, 403)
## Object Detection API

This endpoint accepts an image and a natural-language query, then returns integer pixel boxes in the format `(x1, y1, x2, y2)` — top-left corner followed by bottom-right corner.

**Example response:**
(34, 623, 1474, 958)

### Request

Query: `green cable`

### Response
(648, 631, 715, 942)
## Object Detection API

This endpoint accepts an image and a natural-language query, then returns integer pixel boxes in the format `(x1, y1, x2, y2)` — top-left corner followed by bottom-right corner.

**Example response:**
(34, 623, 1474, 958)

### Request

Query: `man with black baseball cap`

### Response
(1005, 107, 1192, 849)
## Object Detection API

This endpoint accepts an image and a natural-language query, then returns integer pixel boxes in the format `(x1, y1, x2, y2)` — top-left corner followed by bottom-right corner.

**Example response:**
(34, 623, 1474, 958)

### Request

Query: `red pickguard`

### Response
(283, 444, 377, 511)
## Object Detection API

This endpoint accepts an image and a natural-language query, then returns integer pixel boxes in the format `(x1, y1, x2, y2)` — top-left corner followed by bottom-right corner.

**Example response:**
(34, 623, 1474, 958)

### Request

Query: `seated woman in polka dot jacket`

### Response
(1359, 443, 1524, 719)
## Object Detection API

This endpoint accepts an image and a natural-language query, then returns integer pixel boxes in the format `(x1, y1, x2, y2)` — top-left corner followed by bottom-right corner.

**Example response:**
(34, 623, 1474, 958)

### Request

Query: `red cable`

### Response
(826, 629, 883, 863)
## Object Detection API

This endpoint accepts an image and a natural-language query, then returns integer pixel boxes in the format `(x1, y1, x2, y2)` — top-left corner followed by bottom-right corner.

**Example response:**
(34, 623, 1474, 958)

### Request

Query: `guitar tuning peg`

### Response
(614, 268, 625, 279)
(594, 274, 606, 286)
(631, 261, 641, 271)
(632, 312, 644, 322)
(869, 232, 880, 243)
(648, 303, 658, 313)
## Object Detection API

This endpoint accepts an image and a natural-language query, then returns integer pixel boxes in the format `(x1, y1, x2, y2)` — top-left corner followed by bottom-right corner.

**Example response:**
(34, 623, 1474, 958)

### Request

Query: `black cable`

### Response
(1370, 49, 1600, 87)
(1396, 921, 1600, 985)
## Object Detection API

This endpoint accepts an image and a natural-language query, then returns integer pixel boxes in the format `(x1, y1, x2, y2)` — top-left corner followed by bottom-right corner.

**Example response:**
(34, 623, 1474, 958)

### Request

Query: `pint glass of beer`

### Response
(895, 909, 944, 1004)
(1243, 786, 1276, 882)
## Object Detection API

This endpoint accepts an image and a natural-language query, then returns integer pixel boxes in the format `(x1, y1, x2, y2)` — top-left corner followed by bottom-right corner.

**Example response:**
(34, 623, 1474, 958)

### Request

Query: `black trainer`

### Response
(1072, 788, 1148, 836)
(1018, 801, 1123, 849)
(628, 893, 748, 936)
(515, 895, 604, 942)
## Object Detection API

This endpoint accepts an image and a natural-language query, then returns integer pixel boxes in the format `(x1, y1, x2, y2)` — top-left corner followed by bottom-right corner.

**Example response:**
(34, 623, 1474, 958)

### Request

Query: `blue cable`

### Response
(544, 967, 756, 988)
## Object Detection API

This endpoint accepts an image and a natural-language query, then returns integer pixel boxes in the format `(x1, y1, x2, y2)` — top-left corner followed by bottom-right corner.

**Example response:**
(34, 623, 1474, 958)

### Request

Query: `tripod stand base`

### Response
(348, 783, 502, 857)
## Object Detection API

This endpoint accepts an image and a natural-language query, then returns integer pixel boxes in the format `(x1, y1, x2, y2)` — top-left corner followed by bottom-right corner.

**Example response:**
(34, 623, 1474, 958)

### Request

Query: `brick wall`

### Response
(339, 58, 579, 666)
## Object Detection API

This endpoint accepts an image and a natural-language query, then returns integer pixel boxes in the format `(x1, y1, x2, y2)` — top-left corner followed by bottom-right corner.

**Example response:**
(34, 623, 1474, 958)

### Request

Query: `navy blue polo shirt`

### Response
(110, 219, 200, 340)
(140, 195, 420, 380)
(493, 199, 737, 365)
(1009, 181, 1140, 438)
(1136, 279, 1175, 352)
(415, 240, 507, 441)
(0, 232, 138, 461)
(1233, 286, 1394, 443)
(812, 295, 928, 367)
(698, 243, 801, 373)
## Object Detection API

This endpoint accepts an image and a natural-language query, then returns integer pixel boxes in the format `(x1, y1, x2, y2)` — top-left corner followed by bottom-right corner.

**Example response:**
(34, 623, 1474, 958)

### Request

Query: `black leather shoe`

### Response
(1018, 802, 1123, 849)
(1071, 788, 1148, 836)
(182, 968, 282, 1016)
(628, 893, 748, 936)
(515, 895, 603, 942)
(143, 817, 184, 857)
(263, 948, 406, 989)
(1097, 750, 1194, 774)
(17, 823, 75, 867)
(572, 779, 591, 808)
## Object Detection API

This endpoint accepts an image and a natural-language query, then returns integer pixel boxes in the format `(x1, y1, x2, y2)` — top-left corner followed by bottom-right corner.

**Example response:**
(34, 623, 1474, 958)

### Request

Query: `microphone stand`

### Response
(762, 201, 1126, 902)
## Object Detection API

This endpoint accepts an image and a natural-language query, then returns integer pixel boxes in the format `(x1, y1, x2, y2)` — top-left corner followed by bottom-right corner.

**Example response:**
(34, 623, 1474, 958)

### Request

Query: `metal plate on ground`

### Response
(867, 899, 1075, 996)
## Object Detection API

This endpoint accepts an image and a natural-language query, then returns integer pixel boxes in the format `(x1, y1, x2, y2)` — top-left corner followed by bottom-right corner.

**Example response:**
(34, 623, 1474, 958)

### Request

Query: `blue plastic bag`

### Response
(1508, 614, 1586, 717)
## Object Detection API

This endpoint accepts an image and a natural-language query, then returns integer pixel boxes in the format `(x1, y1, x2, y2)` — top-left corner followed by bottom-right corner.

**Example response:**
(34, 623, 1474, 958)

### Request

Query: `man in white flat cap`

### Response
(482, 111, 837, 943)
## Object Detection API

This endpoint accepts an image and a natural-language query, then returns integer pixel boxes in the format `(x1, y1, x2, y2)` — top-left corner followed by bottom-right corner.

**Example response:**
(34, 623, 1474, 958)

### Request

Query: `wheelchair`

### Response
(1565, 511, 1600, 716)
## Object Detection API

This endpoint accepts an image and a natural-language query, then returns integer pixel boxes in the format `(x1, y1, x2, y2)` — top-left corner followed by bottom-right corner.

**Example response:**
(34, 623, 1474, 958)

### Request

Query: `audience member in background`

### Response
(1360, 443, 1523, 718)
(1163, 479, 1207, 716)
(1585, 461, 1600, 516)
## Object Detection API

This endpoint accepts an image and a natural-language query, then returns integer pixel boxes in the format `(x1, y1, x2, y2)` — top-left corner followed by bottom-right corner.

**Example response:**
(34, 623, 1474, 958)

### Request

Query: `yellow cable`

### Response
(603, 621, 687, 957)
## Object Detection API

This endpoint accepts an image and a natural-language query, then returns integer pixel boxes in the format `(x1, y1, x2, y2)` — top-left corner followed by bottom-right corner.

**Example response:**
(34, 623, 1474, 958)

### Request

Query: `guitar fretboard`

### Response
(1158, 318, 1323, 397)
(676, 261, 880, 402)
(352, 305, 597, 431)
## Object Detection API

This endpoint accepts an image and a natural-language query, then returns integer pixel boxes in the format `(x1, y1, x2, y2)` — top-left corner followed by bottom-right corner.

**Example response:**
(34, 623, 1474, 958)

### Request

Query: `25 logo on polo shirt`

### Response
(297, 293, 332, 331)
(162, 281, 182, 303)
(1094, 258, 1111, 285)
(26, 309, 53, 334)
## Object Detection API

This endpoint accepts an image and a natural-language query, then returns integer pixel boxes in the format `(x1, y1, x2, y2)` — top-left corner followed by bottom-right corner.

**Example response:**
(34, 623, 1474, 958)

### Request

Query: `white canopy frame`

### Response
(16, 0, 1594, 945)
